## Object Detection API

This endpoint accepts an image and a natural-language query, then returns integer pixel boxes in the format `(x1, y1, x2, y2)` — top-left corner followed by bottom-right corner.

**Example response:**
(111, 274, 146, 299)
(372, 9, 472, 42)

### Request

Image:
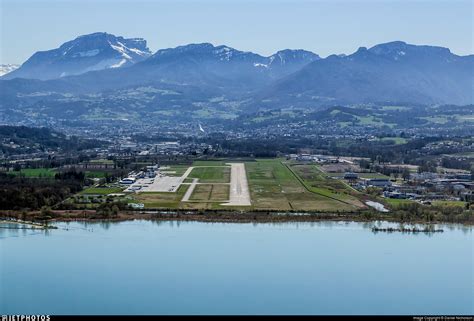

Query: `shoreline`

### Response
(1, 209, 473, 226)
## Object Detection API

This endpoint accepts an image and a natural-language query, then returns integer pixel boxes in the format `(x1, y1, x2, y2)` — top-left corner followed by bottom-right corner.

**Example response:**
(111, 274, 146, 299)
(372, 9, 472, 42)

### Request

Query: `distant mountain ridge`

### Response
(146, 43, 319, 67)
(126, 43, 320, 91)
(253, 41, 473, 107)
(0, 34, 472, 117)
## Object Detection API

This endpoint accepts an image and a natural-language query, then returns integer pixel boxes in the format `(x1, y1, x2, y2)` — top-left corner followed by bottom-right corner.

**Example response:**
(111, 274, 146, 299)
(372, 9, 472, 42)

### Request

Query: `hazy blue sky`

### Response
(1, 0, 472, 64)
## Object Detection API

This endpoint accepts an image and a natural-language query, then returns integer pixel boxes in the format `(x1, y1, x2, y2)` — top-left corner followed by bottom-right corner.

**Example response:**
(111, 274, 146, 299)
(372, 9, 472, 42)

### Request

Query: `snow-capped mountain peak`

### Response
(268, 49, 320, 66)
(0, 64, 20, 76)
(3, 32, 152, 80)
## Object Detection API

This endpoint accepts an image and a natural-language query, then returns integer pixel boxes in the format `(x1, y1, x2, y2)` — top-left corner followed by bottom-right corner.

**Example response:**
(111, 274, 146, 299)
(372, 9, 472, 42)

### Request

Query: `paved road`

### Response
(181, 167, 194, 179)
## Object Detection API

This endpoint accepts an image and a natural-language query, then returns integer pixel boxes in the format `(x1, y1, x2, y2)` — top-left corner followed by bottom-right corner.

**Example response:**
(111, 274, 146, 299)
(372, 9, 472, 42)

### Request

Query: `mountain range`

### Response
(257, 41, 474, 107)
(1, 32, 472, 121)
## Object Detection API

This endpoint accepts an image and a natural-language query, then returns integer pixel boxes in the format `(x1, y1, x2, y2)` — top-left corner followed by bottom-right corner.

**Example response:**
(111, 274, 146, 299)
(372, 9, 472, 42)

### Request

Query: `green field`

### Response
(385, 199, 467, 209)
(88, 159, 114, 164)
(444, 152, 474, 158)
(379, 137, 407, 145)
(432, 201, 467, 208)
(12, 168, 113, 179)
(421, 116, 449, 124)
(384, 198, 415, 208)
(381, 106, 411, 111)
(189, 184, 229, 202)
(162, 165, 189, 176)
(133, 184, 189, 208)
(80, 187, 124, 195)
(85, 171, 108, 178)
(245, 159, 363, 211)
(357, 115, 381, 125)
(288, 163, 364, 207)
(456, 115, 474, 122)
(11, 168, 57, 177)
(188, 166, 230, 183)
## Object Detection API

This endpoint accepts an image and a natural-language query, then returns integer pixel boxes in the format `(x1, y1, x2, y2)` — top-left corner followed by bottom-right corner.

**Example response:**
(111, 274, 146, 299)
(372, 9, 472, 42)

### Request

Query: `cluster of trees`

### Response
(416, 161, 437, 173)
(102, 171, 127, 183)
(392, 202, 473, 224)
(360, 163, 412, 181)
(1, 154, 100, 172)
(326, 138, 437, 164)
(94, 201, 130, 218)
(0, 125, 107, 157)
(371, 158, 473, 177)
(0, 169, 85, 210)
(54, 170, 85, 181)
(441, 157, 473, 171)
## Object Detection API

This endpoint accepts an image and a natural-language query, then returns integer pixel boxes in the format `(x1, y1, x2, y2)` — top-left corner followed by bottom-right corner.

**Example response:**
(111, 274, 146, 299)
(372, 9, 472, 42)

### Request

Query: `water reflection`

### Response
(2, 219, 471, 239)
(0, 223, 50, 238)
(99, 221, 112, 230)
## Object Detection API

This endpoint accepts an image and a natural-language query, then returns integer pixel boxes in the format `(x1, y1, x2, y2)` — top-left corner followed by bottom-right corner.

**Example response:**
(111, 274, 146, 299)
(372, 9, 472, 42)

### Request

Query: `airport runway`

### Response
(221, 163, 251, 206)
(125, 163, 251, 207)
(181, 178, 198, 201)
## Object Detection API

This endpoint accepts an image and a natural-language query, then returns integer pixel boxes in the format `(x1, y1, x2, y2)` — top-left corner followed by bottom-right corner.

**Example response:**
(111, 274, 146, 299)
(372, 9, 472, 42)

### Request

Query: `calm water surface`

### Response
(0, 220, 472, 315)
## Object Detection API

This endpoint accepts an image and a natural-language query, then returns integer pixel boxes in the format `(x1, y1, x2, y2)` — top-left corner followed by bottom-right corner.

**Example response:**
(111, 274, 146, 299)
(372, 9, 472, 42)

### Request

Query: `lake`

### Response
(1, 220, 472, 315)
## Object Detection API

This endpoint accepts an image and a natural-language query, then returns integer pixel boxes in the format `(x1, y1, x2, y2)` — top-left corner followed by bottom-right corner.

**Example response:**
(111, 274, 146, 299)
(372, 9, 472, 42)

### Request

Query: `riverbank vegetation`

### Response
(1, 206, 472, 226)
